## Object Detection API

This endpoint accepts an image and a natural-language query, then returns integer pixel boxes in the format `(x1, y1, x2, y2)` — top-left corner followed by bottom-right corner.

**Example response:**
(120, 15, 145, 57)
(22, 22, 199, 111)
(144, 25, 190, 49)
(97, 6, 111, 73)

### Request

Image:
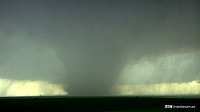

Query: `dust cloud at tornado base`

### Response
(0, 0, 200, 96)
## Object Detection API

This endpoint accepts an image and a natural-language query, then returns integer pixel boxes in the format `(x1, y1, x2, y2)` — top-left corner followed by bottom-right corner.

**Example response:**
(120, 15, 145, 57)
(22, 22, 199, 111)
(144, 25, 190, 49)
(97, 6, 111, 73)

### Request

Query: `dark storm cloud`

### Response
(0, 0, 199, 95)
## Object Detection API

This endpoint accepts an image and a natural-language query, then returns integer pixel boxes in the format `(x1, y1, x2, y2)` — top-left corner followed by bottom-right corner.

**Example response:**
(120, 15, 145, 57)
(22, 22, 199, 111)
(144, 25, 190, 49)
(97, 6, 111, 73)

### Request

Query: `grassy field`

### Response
(0, 96, 199, 112)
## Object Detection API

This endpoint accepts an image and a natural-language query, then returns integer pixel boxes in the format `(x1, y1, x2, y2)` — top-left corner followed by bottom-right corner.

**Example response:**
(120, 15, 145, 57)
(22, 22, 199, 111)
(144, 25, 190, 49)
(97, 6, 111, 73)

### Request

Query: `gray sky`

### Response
(0, 0, 200, 96)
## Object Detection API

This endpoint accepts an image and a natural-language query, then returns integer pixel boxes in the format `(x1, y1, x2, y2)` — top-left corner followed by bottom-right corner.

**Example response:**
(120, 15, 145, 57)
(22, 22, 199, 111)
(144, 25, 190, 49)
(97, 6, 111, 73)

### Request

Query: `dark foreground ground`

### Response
(0, 95, 199, 112)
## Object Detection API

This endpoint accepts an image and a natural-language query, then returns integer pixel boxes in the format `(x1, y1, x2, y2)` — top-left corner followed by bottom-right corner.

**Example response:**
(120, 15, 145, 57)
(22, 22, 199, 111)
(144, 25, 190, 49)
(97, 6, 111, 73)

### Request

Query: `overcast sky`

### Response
(0, 0, 199, 96)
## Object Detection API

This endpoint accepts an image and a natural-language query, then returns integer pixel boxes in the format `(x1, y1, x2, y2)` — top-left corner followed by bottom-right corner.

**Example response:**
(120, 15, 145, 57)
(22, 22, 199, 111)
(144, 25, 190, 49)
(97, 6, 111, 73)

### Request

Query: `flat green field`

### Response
(0, 96, 199, 112)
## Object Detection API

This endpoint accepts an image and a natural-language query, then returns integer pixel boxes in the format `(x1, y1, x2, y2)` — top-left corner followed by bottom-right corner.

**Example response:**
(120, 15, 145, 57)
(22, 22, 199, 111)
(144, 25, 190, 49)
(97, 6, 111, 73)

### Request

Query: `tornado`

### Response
(0, 0, 199, 96)
(55, 36, 129, 95)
